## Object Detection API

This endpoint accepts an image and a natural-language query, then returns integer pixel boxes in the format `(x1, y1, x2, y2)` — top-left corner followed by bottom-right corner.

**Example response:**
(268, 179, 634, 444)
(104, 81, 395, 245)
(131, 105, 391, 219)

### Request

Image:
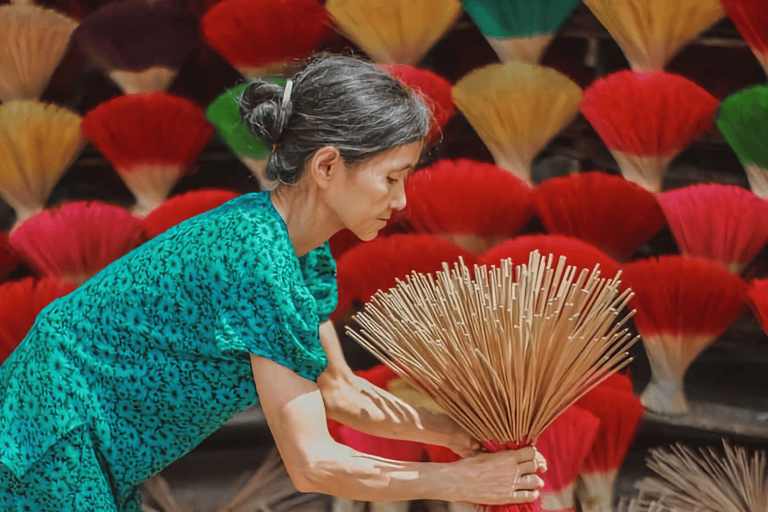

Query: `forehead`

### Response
(360, 142, 423, 174)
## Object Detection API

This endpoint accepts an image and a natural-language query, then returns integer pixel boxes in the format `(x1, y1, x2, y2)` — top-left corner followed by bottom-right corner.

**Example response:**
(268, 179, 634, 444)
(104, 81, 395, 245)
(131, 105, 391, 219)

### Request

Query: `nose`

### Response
(391, 178, 407, 211)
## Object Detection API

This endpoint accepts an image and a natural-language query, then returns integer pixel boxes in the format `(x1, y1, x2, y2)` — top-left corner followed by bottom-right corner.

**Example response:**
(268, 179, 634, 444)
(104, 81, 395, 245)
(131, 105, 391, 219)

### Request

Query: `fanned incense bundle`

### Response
(382, 64, 456, 144)
(614, 498, 679, 512)
(398, 159, 534, 254)
(574, 384, 644, 512)
(533, 172, 666, 262)
(332, 234, 478, 322)
(0, 234, 20, 282)
(658, 184, 768, 274)
(0, 100, 85, 227)
(459, 0, 580, 64)
(202, 0, 329, 79)
(580, 71, 719, 193)
(9, 201, 148, 285)
(206, 80, 285, 189)
(581, 0, 725, 72)
(716, 84, 768, 200)
(325, 0, 463, 65)
(142, 188, 240, 238)
(452, 62, 582, 185)
(747, 278, 768, 336)
(621, 256, 748, 415)
(347, 250, 638, 512)
(637, 440, 767, 512)
(73, 1, 199, 94)
(720, 0, 768, 76)
(142, 448, 328, 512)
(0, 5, 79, 102)
(480, 235, 621, 282)
(537, 406, 600, 511)
(0, 277, 76, 363)
(80, 92, 214, 217)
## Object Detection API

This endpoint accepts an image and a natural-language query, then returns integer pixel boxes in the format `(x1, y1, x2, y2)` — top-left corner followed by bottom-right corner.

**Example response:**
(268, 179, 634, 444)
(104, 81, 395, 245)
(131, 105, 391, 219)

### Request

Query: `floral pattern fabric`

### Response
(0, 191, 337, 511)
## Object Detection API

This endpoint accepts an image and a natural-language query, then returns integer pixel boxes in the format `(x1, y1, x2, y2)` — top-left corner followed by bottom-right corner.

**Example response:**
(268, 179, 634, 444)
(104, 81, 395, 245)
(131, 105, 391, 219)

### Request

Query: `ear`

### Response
(308, 146, 342, 189)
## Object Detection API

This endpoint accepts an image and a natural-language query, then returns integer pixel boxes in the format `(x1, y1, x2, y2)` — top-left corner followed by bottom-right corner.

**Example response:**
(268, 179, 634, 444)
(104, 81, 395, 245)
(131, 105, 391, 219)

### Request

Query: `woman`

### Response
(0, 54, 545, 511)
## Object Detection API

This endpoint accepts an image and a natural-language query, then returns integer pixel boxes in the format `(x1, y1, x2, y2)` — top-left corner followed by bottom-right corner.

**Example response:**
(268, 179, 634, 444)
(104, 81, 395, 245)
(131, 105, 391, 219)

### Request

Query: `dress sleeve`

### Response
(299, 241, 338, 324)
(214, 269, 328, 382)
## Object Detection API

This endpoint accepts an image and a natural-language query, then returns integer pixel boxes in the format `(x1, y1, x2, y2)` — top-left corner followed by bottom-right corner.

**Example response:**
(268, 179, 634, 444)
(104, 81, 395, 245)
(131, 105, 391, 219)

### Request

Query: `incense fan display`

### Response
(0, 5, 79, 102)
(459, 0, 580, 64)
(532, 171, 666, 262)
(658, 183, 768, 274)
(747, 277, 768, 336)
(0, 233, 20, 283)
(9, 201, 149, 285)
(325, 0, 463, 65)
(142, 188, 240, 239)
(206, 80, 286, 189)
(716, 84, 768, 200)
(73, 0, 199, 94)
(621, 256, 748, 415)
(80, 91, 214, 217)
(636, 440, 767, 512)
(582, 0, 725, 72)
(0, 100, 85, 228)
(398, 159, 534, 254)
(580, 70, 719, 193)
(452, 62, 582, 186)
(347, 250, 638, 512)
(720, 0, 768, 76)
(201, 0, 330, 79)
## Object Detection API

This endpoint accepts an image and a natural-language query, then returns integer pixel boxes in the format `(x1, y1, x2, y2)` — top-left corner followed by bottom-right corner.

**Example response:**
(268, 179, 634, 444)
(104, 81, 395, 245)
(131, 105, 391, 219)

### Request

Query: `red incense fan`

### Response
(9, 201, 149, 285)
(142, 188, 240, 238)
(480, 235, 621, 282)
(658, 183, 768, 274)
(533, 171, 666, 262)
(574, 385, 644, 512)
(0, 233, 20, 282)
(0, 277, 76, 362)
(201, 0, 330, 78)
(580, 70, 719, 192)
(382, 64, 456, 144)
(747, 277, 768, 336)
(537, 405, 600, 512)
(720, 0, 768, 76)
(332, 234, 478, 322)
(398, 159, 534, 254)
(621, 256, 748, 414)
(80, 92, 214, 217)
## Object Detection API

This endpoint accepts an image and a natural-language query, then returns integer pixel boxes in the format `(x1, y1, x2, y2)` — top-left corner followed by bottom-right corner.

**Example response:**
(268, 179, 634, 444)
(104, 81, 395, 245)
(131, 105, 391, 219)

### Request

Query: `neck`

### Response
(269, 185, 342, 257)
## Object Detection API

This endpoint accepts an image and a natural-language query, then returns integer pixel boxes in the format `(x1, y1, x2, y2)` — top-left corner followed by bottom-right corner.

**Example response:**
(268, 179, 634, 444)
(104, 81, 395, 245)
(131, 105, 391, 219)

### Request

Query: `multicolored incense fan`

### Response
(582, 0, 725, 72)
(581, 70, 719, 192)
(73, 0, 199, 94)
(459, 0, 580, 64)
(0, 100, 85, 228)
(0, 5, 79, 102)
(80, 92, 214, 217)
(325, 0, 463, 65)
(206, 80, 286, 189)
(452, 62, 582, 186)
(716, 84, 768, 200)
(201, 0, 330, 79)
(532, 171, 666, 262)
(347, 250, 638, 512)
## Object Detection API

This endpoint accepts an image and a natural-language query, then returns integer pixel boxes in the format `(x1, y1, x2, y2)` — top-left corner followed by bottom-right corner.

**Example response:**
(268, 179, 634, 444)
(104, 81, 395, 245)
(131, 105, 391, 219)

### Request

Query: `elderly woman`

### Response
(0, 54, 545, 512)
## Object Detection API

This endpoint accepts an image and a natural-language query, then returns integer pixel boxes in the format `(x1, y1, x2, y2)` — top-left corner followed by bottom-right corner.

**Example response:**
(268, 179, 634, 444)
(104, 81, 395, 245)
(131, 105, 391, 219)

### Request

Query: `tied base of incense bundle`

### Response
(346, 250, 638, 512)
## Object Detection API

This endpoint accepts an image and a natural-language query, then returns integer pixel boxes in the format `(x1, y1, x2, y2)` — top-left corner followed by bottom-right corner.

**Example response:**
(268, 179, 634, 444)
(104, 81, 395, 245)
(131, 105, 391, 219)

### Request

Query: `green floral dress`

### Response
(0, 191, 337, 511)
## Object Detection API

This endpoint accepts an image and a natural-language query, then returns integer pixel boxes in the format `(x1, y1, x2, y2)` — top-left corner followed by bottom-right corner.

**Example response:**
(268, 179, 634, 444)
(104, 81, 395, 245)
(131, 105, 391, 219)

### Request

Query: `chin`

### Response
(357, 230, 380, 242)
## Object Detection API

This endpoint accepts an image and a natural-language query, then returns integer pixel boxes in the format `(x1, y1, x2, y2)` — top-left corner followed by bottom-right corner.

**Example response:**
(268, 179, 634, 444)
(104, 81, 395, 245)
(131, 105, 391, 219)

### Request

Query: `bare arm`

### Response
(316, 320, 477, 455)
(250, 353, 543, 504)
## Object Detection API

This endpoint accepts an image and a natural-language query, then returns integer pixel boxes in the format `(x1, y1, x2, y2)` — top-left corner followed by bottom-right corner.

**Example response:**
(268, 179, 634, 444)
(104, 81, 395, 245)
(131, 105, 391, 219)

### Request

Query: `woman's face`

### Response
(328, 141, 422, 242)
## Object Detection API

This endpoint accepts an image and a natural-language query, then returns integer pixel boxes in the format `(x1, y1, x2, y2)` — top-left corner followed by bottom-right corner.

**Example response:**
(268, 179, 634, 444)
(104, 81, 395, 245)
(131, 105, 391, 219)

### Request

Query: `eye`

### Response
(387, 176, 399, 184)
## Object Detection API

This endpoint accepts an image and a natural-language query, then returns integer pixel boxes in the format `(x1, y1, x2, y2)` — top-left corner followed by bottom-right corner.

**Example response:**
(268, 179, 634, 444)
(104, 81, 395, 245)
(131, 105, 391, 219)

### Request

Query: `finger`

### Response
(507, 490, 540, 504)
(511, 446, 536, 462)
(516, 474, 545, 491)
(535, 451, 548, 473)
(517, 461, 536, 475)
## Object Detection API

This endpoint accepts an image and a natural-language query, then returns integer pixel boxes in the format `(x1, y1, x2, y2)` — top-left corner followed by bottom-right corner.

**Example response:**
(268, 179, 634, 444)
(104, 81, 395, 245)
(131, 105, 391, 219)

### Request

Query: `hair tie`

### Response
(282, 79, 294, 104)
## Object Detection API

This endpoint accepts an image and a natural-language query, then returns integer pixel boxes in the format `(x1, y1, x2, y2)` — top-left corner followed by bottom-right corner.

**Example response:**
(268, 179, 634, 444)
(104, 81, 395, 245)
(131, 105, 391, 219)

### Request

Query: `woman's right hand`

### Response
(440, 447, 546, 505)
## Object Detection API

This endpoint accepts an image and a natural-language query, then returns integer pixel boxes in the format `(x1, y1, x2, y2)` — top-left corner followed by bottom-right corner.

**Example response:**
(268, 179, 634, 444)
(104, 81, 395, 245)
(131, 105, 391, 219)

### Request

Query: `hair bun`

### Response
(238, 80, 293, 146)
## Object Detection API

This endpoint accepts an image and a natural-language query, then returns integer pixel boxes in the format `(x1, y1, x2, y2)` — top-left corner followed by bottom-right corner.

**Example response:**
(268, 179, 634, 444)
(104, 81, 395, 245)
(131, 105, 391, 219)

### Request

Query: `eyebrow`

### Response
(392, 165, 415, 177)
